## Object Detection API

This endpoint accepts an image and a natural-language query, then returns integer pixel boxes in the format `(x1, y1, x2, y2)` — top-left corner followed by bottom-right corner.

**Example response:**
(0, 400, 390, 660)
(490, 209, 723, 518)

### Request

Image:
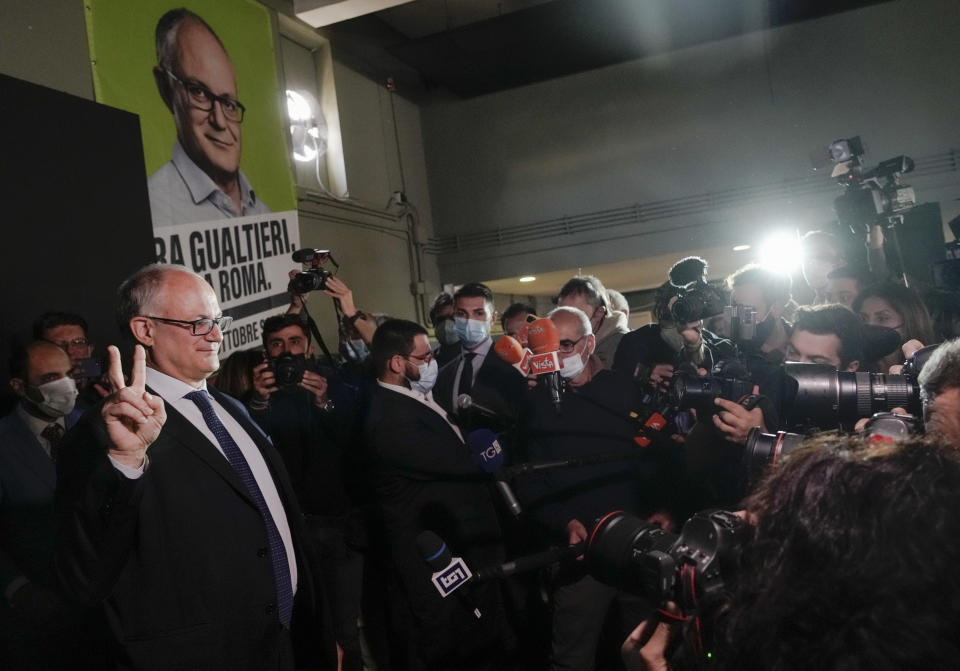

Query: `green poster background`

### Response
(85, 0, 296, 212)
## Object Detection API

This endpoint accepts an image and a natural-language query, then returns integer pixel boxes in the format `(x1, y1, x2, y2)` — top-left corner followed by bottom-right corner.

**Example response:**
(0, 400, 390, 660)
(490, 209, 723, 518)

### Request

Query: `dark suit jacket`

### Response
(55, 386, 336, 671)
(433, 341, 526, 433)
(0, 411, 60, 592)
(364, 386, 506, 666)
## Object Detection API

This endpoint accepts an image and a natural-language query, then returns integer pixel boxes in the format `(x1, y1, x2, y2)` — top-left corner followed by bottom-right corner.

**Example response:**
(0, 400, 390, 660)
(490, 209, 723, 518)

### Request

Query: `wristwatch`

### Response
(344, 310, 366, 326)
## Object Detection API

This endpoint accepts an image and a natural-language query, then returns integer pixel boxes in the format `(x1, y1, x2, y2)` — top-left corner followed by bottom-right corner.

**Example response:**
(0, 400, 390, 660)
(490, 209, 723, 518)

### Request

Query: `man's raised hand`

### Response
(101, 345, 166, 468)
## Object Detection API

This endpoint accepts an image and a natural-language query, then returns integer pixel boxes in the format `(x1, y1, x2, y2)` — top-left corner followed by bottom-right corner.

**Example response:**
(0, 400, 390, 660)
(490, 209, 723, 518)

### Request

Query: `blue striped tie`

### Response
(185, 390, 294, 628)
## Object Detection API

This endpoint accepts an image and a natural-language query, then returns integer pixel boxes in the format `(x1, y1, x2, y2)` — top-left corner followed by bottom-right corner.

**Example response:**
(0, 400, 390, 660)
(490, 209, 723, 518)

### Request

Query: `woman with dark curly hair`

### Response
(623, 436, 960, 671)
(853, 282, 936, 371)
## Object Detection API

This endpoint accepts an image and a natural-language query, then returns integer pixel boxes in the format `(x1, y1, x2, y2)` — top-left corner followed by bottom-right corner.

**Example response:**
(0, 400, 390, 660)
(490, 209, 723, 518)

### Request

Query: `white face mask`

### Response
(559, 352, 586, 380)
(27, 376, 78, 418)
(436, 319, 460, 346)
(408, 358, 439, 394)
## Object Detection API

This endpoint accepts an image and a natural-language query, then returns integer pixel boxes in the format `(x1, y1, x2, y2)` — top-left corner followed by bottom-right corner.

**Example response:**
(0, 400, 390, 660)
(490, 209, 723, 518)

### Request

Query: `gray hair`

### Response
(155, 8, 227, 72)
(548, 306, 593, 337)
(918, 339, 960, 404)
(116, 263, 202, 341)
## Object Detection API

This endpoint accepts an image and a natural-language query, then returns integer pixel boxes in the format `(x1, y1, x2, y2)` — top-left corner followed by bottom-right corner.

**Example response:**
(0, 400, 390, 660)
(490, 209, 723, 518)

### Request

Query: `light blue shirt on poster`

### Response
(148, 140, 272, 228)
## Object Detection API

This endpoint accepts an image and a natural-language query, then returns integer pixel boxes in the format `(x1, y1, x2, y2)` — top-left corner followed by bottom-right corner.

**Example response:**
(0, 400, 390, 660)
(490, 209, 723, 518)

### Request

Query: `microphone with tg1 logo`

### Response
(466, 428, 521, 517)
(415, 531, 482, 619)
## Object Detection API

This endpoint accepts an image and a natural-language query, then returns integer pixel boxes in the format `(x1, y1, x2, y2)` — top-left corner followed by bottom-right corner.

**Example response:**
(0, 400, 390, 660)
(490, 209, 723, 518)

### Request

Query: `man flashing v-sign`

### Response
(54, 264, 335, 671)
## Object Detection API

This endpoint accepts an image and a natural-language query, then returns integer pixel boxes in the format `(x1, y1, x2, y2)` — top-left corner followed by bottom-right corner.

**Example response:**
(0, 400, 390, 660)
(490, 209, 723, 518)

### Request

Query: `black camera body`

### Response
(289, 248, 338, 294)
(267, 353, 308, 388)
(587, 509, 747, 611)
(671, 281, 727, 323)
(672, 372, 754, 416)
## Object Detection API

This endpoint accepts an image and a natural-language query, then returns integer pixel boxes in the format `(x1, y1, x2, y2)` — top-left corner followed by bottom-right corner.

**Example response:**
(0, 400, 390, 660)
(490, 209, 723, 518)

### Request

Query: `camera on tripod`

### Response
(289, 248, 339, 294)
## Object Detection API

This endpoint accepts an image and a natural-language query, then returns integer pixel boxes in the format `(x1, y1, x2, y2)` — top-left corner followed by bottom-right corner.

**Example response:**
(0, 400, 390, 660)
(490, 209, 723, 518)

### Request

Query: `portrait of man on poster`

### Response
(148, 8, 272, 227)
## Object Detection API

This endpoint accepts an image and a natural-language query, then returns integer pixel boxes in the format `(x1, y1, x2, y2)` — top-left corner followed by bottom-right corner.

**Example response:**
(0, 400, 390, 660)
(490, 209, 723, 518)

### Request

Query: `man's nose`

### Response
(208, 99, 228, 129)
(207, 323, 225, 343)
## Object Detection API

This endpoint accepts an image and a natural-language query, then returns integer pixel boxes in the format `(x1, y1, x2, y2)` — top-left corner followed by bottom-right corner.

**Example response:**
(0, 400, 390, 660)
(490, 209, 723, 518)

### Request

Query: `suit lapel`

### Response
(153, 393, 256, 508)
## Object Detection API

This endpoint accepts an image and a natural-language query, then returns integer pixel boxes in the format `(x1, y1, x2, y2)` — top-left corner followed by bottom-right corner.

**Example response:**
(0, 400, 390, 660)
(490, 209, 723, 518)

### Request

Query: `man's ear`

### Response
(129, 317, 156, 348)
(585, 334, 597, 357)
(153, 66, 175, 111)
(388, 354, 405, 376)
(9, 377, 24, 396)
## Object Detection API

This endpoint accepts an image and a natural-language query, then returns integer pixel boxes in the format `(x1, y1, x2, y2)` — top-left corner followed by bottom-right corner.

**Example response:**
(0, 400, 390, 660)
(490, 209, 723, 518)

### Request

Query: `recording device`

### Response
(744, 410, 925, 490)
(266, 352, 308, 387)
(670, 281, 726, 323)
(77, 356, 102, 381)
(587, 509, 747, 619)
(723, 304, 757, 342)
(416, 532, 481, 618)
(466, 428, 521, 516)
(526, 318, 564, 410)
(289, 248, 339, 293)
(493, 335, 532, 376)
(828, 136, 917, 232)
(671, 369, 754, 416)
(776, 346, 935, 429)
(457, 394, 503, 421)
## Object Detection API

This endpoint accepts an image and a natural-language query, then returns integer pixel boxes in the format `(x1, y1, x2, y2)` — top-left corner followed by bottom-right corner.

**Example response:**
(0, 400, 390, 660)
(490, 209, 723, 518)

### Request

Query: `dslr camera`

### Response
(670, 280, 727, 323)
(289, 248, 339, 294)
(266, 353, 308, 388)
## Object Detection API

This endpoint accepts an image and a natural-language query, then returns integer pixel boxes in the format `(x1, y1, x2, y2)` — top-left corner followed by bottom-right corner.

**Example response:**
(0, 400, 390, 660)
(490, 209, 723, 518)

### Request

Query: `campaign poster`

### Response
(86, 0, 299, 354)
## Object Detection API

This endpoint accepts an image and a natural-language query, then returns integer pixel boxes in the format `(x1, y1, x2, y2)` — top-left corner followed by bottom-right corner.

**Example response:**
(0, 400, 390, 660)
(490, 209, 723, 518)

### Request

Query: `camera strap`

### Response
(299, 303, 339, 370)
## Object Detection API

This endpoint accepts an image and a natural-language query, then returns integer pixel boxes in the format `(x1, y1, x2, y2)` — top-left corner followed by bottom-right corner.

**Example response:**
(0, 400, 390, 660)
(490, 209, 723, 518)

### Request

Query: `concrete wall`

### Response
(420, 0, 960, 284)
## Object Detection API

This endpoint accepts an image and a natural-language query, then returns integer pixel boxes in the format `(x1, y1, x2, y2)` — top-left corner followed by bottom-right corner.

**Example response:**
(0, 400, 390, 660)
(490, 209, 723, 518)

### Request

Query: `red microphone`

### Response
(526, 318, 563, 410)
(494, 335, 532, 376)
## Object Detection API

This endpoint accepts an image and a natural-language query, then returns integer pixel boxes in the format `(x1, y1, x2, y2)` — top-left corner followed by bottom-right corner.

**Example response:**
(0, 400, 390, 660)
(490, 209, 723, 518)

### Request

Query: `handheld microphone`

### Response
(466, 428, 521, 517)
(526, 318, 563, 411)
(494, 335, 532, 376)
(415, 531, 481, 619)
(457, 394, 503, 421)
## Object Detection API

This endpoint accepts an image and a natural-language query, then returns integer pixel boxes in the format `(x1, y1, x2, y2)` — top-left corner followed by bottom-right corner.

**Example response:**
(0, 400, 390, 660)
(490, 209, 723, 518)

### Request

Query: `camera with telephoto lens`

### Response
(289, 248, 338, 294)
(671, 281, 727, 323)
(267, 353, 308, 388)
(743, 411, 925, 490)
(775, 344, 937, 430)
(588, 509, 747, 618)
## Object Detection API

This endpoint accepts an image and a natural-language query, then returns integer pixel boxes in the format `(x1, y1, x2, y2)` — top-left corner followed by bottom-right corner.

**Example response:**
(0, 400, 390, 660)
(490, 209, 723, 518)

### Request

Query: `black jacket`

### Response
(54, 386, 336, 671)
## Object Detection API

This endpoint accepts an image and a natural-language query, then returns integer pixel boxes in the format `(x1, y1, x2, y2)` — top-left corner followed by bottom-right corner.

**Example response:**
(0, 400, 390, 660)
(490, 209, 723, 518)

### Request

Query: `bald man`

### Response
(55, 264, 334, 670)
(1, 342, 91, 669)
(148, 8, 271, 227)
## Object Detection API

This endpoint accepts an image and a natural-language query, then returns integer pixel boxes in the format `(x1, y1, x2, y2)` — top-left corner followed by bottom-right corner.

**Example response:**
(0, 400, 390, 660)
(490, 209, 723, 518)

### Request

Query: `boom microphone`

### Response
(526, 318, 563, 411)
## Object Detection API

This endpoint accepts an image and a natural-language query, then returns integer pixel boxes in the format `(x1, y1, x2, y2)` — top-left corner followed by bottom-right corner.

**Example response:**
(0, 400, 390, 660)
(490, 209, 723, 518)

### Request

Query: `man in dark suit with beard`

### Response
(55, 264, 335, 671)
(365, 318, 510, 671)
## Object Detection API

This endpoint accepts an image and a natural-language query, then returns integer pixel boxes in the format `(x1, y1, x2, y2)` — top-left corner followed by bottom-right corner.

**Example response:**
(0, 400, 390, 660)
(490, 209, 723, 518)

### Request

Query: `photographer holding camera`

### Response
(619, 434, 960, 671)
(248, 314, 365, 671)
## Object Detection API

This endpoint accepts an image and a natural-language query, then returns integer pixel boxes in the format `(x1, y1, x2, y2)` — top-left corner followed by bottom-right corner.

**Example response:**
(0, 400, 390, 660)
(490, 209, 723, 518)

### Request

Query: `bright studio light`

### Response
(286, 90, 328, 163)
(757, 232, 801, 274)
(519, 276, 536, 283)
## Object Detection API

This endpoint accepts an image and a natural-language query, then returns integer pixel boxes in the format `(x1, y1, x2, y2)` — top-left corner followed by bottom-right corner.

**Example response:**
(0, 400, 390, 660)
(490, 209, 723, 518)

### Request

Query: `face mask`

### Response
(26, 376, 78, 418)
(341, 338, 368, 362)
(559, 352, 586, 380)
(408, 359, 439, 394)
(454, 317, 490, 348)
(803, 260, 834, 291)
(436, 319, 460, 346)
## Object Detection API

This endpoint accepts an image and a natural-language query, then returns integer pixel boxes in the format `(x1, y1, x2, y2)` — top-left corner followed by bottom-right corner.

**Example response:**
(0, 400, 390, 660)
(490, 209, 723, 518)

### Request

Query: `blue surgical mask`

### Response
(455, 317, 490, 348)
(409, 359, 439, 394)
(341, 338, 368, 362)
(436, 319, 460, 346)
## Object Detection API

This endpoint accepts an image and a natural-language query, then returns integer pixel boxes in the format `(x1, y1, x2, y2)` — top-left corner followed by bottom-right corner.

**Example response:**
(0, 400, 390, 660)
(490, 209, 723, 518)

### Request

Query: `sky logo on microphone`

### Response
(431, 557, 473, 597)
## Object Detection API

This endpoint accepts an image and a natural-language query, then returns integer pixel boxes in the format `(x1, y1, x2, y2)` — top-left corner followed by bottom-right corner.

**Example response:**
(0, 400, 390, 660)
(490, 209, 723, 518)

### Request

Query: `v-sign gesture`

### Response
(101, 345, 166, 469)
